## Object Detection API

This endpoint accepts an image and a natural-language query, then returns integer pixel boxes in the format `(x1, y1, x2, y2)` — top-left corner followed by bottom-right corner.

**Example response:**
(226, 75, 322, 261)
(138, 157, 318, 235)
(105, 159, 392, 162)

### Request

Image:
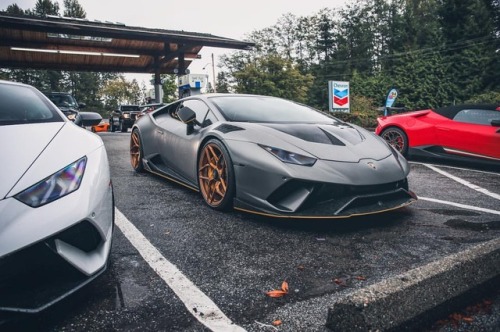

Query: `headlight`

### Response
(15, 157, 87, 208)
(260, 145, 316, 166)
(66, 113, 77, 121)
(123, 113, 130, 118)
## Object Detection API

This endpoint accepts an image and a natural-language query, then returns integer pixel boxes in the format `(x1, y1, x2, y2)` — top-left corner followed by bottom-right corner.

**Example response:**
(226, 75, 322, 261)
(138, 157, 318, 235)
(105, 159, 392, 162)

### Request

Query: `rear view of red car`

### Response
(375, 104, 500, 166)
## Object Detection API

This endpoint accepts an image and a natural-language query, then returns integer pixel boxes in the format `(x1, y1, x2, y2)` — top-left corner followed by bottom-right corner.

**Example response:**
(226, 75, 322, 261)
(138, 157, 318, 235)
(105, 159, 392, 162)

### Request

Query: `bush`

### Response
(331, 95, 379, 129)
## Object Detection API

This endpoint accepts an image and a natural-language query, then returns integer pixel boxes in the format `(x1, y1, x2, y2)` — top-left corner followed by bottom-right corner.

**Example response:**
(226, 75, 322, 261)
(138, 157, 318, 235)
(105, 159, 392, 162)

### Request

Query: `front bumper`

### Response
(234, 178, 416, 218)
(0, 220, 111, 313)
(228, 140, 416, 218)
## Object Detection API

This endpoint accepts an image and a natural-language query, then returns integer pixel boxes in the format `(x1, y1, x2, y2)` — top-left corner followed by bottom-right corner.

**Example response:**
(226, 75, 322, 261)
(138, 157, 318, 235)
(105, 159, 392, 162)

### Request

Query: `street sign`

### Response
(329, 81, 350, 112)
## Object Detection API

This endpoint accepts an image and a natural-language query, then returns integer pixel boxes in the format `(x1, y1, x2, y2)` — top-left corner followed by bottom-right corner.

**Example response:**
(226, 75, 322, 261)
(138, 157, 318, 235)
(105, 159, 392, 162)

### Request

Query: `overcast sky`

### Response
(1, 0, 349, 85)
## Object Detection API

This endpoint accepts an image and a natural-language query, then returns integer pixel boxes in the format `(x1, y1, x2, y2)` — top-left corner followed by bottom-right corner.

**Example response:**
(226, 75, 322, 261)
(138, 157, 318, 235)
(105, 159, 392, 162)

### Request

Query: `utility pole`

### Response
(211, 53, 217, 93)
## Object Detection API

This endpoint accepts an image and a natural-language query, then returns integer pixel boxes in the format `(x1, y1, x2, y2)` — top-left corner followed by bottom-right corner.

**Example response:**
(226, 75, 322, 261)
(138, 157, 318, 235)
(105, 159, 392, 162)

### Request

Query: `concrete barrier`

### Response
(326, 237, 500, 331)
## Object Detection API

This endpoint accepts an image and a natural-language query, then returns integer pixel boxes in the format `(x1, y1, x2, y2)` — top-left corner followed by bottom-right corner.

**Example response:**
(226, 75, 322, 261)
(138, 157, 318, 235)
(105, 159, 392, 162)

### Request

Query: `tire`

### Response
(198, 139, 235, 211)
(380, 127, 409, 156)
(130, 129, 145, 172)
(91, 127, 96, 133)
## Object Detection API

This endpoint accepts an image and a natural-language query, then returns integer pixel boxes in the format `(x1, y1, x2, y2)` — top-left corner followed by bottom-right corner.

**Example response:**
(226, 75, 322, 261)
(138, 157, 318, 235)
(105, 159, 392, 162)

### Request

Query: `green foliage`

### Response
(220, 0, 499, 112)
(5, 4, 24, 14)
(63, 0, 86, 18)
(33, 0, 59, 15)
(230, 54, 314, 103)
(99, 76, 140, 109)
(465, 90, 500, 104)
(332, 95, 379, 128)
(160, 74, 178, 103)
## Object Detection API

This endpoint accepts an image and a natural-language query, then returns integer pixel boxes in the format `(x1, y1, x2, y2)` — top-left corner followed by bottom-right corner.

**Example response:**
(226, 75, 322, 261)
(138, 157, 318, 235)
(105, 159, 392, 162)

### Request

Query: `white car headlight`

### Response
(260, 145, 316, 166)
(15, 157, 87, 208)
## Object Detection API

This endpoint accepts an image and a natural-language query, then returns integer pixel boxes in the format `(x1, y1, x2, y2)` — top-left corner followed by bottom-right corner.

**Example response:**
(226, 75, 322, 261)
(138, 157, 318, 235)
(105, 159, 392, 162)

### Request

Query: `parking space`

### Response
(10, 132, 499, 332)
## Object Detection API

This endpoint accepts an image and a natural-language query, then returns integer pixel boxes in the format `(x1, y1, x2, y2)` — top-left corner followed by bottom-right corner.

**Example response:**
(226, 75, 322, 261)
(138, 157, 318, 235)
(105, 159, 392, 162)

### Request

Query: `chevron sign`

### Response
(328, 81, 350, 112)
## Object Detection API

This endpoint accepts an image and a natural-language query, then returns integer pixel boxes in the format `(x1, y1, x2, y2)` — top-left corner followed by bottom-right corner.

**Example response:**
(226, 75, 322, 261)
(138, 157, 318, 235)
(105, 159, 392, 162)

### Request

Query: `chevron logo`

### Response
(334, 88, 349, 98)
(334, 96, 349, 106)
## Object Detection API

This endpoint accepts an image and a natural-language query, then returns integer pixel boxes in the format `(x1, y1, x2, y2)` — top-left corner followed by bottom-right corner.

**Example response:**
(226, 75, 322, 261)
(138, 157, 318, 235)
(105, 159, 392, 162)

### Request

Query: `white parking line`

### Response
(410, 161, 500, 176)
(115, 208, 246, 332)
(424, 164, 500, 201)
(419, 197, 500, 216)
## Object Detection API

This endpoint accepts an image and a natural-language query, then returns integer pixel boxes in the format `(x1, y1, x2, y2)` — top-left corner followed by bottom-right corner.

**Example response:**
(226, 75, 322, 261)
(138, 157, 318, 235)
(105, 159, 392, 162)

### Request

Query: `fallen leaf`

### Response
(266, 280, 289, 298)
(266, 290, 287, 298)
(333, 278, 347, 286)
(462, 316, 473, 323)
(297, 265, 305, 271)
(356, 276, 367, 281)
(272, 320, 282, 326)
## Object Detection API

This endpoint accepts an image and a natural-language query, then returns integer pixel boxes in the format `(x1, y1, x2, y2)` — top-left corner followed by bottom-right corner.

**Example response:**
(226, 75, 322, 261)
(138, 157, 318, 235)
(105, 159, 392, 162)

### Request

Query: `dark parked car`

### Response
(109, 105, 141, 132)
(44, 92, 86, 125)
(136, 102, 165, 121)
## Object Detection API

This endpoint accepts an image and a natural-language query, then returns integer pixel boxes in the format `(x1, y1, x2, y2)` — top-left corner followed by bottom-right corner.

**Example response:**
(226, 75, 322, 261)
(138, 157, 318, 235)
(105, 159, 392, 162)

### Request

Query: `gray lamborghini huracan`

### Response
(130, 94, 417, 218)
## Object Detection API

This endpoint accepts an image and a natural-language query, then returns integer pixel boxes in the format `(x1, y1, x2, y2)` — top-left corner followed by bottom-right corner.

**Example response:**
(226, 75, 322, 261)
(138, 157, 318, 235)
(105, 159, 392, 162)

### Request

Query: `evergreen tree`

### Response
(438, 0, 498, 101)
(63, 0, 86, 18)
(33, 0, 60, 16)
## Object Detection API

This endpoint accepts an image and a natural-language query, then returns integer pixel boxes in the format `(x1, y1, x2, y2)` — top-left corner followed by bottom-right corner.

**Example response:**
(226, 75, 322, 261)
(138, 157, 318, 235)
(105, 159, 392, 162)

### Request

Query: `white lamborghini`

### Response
(0, 80, 114, 314)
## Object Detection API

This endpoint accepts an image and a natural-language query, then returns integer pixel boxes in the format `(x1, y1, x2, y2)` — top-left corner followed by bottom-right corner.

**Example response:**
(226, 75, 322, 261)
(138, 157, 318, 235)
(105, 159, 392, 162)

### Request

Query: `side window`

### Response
(182, 100, 212, 127)
(453, 109, 500, 126)
(153, 102, 181, 124)
(203, 110, 218, 127)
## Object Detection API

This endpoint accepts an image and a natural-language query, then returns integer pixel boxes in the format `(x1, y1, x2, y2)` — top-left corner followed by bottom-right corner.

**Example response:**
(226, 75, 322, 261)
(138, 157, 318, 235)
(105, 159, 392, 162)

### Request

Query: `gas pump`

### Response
(178, 74, 209, 98)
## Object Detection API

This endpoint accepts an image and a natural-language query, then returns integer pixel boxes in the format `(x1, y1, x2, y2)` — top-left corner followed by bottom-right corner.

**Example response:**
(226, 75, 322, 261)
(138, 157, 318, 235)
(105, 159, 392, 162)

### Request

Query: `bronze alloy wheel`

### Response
(381, 127, 408, 156)
(198, 141, 233, 210)
(130, 130, 144, 172)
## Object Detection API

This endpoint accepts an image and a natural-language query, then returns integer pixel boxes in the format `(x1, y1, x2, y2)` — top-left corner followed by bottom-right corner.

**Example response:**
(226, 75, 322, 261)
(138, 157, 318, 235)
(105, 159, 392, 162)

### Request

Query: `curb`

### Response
(326, 237, 500, 331)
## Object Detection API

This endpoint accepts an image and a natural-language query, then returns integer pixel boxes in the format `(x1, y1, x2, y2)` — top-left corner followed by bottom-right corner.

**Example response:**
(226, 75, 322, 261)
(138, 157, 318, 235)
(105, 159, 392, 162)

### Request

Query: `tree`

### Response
(232, 54, 314, 103)
(438, 0, 498, 101)
(5, 4, 25, 14)
(63, 0, 86, 18)
(99, 76, 140, 109)
(215, 71, 231, 93)
(160, 74, 178, 103)
(33, 0, 60, 16)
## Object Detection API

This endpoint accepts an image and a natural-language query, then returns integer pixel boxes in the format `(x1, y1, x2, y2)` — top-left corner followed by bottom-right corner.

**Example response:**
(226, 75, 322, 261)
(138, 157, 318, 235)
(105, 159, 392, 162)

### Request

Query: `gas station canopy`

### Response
(0, 13, 254, 74)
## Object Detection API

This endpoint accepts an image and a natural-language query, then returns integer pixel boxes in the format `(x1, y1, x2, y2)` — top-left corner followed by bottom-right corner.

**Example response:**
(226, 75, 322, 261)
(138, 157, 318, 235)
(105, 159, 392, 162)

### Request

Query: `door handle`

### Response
(156, 130, 164, 135)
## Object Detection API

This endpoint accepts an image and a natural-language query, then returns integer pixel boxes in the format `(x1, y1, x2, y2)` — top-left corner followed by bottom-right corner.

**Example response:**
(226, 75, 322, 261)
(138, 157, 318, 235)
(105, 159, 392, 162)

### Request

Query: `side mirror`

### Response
(177, 106, 196, 124)
(177, 106, 199, 135)
(79, 102, 86, 109)
(491, 119, 500, 127)
(79, 111, 102, 127)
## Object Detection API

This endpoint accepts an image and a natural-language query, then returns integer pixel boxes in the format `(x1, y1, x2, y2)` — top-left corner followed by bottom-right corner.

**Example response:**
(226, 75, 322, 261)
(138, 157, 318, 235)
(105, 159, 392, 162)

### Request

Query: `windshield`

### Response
(47, 93, 78, 108)
(0, 83, 64, 126)
(121, 106, 140, 112)
(209, 95, 340, 124)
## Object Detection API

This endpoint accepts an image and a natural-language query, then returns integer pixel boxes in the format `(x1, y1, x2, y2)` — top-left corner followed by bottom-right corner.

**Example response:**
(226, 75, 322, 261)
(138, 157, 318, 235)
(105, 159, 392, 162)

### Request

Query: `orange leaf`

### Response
(356, 276, 367, 281)
(266, 290, 287, 298)
(281, 281, 289, 293)
(272, 320, 282, 326)
(462, 317, 473, 323)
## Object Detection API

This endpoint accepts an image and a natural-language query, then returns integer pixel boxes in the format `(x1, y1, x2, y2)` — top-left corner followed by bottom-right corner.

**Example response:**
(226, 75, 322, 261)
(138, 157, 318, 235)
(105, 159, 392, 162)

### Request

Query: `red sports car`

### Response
(375, 104, 500, 166)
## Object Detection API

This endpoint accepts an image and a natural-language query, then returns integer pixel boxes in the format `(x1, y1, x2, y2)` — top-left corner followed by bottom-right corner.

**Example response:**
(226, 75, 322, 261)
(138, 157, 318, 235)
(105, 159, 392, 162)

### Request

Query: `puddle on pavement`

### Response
(445, 219, 500, 231)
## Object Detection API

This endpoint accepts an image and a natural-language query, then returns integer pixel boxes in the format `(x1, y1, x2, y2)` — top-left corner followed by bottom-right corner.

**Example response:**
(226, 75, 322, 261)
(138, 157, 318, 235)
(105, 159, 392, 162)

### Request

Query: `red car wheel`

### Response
(381, 127, 408, 156)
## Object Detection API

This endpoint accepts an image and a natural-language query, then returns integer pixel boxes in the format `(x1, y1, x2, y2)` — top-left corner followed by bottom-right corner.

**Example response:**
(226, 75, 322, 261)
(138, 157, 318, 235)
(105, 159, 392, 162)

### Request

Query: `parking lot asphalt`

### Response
(3, 131, 499, 332)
